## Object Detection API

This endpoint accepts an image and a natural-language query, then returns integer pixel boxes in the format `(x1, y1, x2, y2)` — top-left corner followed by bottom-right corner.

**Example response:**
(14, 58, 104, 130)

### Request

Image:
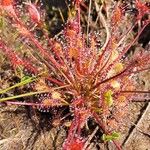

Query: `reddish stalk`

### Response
(100, 21, 150, 78)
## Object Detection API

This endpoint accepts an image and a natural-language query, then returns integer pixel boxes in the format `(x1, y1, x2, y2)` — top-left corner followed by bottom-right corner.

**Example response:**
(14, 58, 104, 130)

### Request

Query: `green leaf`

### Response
(0, 17, 4, 28)
(0, 91, 48, 103)
(0, 76, 36, 94)
(21, 75, 32, 82)
(102, 132, 120, 142)
(112, 132, 120, 139)
(104, 90, 113, 107)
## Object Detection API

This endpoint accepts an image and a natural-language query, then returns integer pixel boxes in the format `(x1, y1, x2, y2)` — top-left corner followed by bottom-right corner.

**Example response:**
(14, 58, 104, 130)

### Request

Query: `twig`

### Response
(94, 1, 110, 51)
(131, 122, 150, 138)
(83, 126, 99, 150)
(86, 0, 92, 43)
(123, 102, 150, 146)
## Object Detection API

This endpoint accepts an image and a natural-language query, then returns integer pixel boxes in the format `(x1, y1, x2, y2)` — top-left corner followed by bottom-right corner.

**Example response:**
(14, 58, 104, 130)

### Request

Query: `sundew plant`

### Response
(0, 0, 150, 149)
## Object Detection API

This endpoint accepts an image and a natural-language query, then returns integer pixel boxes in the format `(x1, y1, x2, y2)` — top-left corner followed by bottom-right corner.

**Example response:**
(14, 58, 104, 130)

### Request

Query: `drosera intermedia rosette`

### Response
(0, 0, 150, 149)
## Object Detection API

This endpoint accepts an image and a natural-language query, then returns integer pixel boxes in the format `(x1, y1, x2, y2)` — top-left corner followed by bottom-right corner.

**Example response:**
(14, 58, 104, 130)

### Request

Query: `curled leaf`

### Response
(102, 132, 120, 142)
(104, 90, 113, 107)
(24, 2, 40, 23)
